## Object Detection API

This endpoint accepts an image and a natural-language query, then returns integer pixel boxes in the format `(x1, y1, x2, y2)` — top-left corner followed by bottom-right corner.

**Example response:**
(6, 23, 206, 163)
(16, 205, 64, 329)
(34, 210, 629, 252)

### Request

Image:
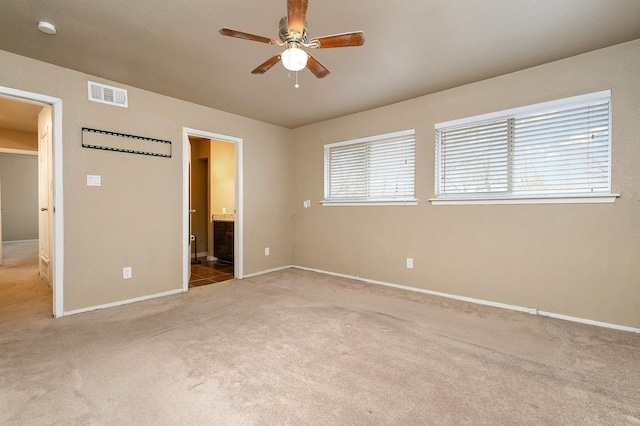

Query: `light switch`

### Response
(87, 175, 101, 187)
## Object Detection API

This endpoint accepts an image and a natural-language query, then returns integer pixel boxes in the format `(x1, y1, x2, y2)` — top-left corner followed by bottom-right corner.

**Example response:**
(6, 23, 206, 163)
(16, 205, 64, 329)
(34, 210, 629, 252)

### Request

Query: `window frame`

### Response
(321, 129, 418, 207)
(430, 90, 618, 205)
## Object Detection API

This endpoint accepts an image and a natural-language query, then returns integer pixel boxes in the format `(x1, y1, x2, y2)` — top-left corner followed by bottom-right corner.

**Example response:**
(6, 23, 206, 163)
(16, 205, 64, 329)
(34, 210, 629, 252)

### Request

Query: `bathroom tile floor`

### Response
(189, 258, 234, 288)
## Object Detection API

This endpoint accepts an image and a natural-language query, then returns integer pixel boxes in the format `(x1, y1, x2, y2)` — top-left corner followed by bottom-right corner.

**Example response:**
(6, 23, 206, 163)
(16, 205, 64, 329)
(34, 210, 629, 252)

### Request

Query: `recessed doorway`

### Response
(0, 89, 63, 317)
(182, 127, 243, 291)
(187, 135, 235, 287)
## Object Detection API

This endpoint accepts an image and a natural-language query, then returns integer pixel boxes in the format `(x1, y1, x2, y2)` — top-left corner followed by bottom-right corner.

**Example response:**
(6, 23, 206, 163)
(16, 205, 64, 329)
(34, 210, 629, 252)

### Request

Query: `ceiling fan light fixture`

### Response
(219, 0, 365, 79)
(281, 46, 308, 71)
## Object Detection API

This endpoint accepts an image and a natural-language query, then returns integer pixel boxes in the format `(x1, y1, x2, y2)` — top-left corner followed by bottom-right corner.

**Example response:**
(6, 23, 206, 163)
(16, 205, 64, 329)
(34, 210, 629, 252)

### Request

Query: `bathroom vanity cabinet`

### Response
(213, 220, 234, 262)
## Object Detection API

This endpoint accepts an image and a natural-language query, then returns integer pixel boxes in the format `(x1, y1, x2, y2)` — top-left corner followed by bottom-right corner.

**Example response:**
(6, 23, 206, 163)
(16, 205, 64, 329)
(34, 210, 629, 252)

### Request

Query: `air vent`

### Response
(87, 81, 128, 108)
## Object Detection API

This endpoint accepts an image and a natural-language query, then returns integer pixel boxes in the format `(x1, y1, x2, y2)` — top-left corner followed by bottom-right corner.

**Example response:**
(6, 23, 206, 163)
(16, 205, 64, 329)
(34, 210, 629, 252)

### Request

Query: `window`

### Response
(432, 90, 617, 205)
(321, 129, 417, 206)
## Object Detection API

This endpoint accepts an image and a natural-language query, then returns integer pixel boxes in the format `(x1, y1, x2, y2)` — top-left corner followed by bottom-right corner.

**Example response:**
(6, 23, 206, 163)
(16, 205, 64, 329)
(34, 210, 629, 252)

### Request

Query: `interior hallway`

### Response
(0, 240, 52, 323)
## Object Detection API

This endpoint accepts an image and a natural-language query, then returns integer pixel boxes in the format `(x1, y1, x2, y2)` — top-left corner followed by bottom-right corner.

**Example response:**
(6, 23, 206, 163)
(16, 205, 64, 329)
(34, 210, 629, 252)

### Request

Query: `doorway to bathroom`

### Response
(182, 128, 243, 291)
(188, 135, 236, 287)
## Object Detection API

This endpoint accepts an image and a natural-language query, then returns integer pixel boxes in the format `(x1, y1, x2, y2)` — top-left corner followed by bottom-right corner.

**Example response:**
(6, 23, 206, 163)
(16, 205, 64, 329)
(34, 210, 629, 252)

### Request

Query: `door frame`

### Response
(0, 86, 64, 317)
(182, 127, 243, 291)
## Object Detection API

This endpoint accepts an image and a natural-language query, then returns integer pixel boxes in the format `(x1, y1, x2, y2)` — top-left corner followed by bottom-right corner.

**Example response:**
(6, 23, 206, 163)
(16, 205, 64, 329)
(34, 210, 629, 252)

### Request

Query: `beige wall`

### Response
(0, 49, 292, 312)
(187, 137, 237, 259)
(2, 40, 638, 328)
(0, 129, 37, 151)
(0, 154, 38, 241)
(291, 40, 640, 329)
(210, 139, 235, 216)
(208, 139, 236, 259)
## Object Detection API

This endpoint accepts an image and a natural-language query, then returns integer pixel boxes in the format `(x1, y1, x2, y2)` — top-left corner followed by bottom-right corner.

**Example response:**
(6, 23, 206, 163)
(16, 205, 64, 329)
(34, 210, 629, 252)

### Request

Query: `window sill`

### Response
(429, 194, 619, 205)
(320, 199, 419, 207)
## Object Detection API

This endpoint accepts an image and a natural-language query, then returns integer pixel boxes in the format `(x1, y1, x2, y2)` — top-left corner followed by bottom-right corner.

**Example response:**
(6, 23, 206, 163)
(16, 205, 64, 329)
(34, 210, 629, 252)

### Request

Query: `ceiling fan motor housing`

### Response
(279, 17, 308, 43)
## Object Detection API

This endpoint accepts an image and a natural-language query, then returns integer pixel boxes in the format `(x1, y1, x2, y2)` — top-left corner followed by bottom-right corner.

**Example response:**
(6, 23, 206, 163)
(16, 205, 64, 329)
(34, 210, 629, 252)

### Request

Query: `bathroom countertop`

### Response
(212, 214, 235, 221)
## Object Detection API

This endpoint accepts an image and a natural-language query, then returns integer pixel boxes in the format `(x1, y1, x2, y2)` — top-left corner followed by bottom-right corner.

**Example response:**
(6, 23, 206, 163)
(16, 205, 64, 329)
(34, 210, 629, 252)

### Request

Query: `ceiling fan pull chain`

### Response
(295, 71, 300, 88)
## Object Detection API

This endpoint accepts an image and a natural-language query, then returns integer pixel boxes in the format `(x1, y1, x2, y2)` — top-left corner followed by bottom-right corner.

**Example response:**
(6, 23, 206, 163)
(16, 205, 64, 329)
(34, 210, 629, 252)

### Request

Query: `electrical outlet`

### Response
(265, 247, 270, 256)
(123, 266, 132, 279)
(406, 258, 414, 269)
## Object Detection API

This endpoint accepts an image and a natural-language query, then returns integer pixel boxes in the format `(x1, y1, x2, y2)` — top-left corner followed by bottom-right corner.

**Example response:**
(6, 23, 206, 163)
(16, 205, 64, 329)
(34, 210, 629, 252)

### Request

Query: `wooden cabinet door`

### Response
(213, 221, 234, 262)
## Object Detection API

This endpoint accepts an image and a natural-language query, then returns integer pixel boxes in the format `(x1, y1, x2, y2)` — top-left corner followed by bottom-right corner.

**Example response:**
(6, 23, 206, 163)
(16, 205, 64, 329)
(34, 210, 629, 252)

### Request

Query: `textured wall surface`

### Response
(291, 40, 640, 328)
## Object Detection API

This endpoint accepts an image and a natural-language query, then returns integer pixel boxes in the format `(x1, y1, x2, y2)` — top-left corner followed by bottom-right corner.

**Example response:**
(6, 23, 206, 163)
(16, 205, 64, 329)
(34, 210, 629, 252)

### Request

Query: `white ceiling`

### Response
(1, 0, 639, 129)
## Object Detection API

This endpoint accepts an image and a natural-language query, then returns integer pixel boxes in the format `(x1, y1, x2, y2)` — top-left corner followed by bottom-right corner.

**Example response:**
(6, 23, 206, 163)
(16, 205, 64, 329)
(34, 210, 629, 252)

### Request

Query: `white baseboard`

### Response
(63, 288, 184, 317)
(292, 265, 640, 334)
(241, 265, 294, 279)
(60, 264, 640, 333)
(535, 310, 640, 334)
(3, 239, 38, 244)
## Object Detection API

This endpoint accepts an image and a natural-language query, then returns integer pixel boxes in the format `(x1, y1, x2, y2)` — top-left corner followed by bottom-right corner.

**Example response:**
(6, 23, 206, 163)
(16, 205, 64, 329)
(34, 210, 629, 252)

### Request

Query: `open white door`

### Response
(182, 135, 192, 290)
(188, 152, 194, 280)
(38, 106, 53, 282)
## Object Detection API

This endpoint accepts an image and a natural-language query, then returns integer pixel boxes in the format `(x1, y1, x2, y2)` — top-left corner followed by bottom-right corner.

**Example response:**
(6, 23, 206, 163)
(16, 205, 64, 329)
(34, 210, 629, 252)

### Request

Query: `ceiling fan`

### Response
(219, 0, 365, 87)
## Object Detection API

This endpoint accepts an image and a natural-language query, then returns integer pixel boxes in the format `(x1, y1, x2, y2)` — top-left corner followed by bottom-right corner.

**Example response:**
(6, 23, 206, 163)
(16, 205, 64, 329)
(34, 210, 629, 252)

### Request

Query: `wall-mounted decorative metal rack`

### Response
(81, 127, 172, 158)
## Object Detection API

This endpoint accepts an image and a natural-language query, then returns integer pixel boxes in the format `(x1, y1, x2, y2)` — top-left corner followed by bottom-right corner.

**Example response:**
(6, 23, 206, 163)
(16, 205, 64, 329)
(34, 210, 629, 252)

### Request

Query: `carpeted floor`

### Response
(1, 248, 639, 424)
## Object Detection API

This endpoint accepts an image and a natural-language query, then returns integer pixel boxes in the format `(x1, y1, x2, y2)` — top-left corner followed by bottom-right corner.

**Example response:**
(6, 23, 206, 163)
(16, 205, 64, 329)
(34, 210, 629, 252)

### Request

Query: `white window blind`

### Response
(322, 129, 416, 205)
(434, 91, 615, 203)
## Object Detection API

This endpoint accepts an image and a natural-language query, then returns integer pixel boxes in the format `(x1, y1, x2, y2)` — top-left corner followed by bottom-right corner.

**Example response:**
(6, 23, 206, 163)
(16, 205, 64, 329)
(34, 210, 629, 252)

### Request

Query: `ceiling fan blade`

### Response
(251, 54, 282, 74)
(306, 54, 330, 78)
(219, 28, 279, 45)
(287, 0, 308, 38)
(309, 31, 366, 48)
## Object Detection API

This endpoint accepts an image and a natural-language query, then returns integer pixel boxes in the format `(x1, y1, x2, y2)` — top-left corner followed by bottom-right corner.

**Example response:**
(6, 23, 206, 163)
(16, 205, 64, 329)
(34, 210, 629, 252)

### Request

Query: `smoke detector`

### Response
(38, 21, 57, 35)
